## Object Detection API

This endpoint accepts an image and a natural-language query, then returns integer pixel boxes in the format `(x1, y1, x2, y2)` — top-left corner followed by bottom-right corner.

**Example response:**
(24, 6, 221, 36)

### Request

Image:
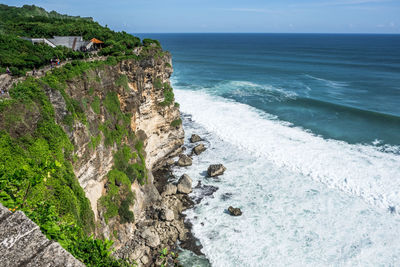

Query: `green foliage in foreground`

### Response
(0, 58, 137, 266)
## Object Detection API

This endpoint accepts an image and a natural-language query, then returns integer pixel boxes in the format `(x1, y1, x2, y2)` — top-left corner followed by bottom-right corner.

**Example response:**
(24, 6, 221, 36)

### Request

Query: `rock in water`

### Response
(177, 154, 192, 167)
(228, 206, 242, 216)
(177, 174, 193, 194)
(207, 164, 226, 177)
(190, 134, 202, 143)
(192, 143, 206, 155)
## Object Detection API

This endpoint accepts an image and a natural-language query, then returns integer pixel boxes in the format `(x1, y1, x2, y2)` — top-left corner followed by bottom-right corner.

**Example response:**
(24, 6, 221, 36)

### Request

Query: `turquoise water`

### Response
(138, 33, 400, 148)
(137, 34, 400, 266)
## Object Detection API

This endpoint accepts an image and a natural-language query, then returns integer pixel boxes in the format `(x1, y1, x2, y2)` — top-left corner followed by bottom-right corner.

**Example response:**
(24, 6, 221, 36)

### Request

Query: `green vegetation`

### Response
(154, 77, 163, 89)
(159, 82, 175, 107)
(170, 119, 182, 127)
(115, 74, 130, 91)
(0, 4, 170, 266)
(100, 91, 134, 147)
(159, 247, 180, 267)
(99, 143, 146, 224)
(142, 38, 161, 48)
(89, 134, 101, 150)
(99, 169, 132, 223)
(118, 192, 135, 224)
(0, 4, 144, 75)
(91, 95, 101, 114)
(0, 58, 137, 266)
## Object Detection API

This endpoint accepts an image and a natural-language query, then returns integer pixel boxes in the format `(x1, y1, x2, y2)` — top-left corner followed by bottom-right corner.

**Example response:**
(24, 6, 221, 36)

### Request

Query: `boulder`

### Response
(207, 164, 226, 177)
(162, 183, 177, 196)
(177, 174, 192, 194)
(192, 144, 206, 155)
(228, 206, 242, 216)
(177, 154, 192, 167)
(141, 228, 160, 248)
(161, 208, 175, 221)
(190, 134, 202, 143)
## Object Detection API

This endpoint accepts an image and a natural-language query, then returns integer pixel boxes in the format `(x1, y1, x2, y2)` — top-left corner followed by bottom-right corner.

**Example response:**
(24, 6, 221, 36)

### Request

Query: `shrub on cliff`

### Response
(142, 38, 161, 48)
(159, 82, 175, 106)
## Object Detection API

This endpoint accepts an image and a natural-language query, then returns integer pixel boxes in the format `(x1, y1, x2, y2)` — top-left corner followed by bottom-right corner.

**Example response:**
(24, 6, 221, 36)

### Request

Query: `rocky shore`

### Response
(115, 164, 206, 266)
(115, 132, 226, 266)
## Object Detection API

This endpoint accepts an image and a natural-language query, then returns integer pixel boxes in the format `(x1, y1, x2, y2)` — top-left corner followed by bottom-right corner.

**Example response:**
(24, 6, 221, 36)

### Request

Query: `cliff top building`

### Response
(21, 36, 100, 51)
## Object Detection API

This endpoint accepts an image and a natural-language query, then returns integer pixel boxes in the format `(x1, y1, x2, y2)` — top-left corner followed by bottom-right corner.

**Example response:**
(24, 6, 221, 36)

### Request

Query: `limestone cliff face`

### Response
(46, 51, 184, 252)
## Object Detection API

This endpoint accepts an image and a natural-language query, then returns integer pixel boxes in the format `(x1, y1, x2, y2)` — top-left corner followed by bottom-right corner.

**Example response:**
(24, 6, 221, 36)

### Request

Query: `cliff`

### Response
(0, 47, 188, 266)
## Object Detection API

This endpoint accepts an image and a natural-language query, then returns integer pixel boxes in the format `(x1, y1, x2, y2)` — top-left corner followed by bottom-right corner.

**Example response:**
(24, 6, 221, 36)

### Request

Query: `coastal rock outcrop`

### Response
(207, 164, 227, 177)
(192, 143, 206, 155)
(177, 174, 193, 194)
(177, 154, 192, 167)
(228, 206, 242, 216)
(190, 134, 202, 143)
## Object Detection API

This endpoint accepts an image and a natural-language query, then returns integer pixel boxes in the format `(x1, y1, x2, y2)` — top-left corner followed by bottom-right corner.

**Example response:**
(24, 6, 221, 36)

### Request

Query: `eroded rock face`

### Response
(207, 164, 227, 177)
(177, 154, 192, 167)
(192, 143, 206, 155)
(177, 174, 193, 194)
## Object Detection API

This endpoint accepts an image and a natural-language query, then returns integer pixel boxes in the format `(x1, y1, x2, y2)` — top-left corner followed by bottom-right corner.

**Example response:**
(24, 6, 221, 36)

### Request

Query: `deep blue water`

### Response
(137, 33, 400, 148)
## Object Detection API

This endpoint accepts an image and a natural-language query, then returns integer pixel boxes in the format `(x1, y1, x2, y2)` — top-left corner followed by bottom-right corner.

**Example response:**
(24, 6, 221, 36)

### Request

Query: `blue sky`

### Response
(5, 0, 400, 33)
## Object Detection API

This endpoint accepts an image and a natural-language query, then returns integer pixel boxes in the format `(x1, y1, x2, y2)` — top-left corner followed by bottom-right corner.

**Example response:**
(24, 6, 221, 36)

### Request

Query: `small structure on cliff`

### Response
(21, 36, 103, 51)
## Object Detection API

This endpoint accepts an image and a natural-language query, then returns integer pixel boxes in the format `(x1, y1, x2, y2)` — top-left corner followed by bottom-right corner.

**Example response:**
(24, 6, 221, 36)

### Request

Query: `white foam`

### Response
(173, 112, 400, 266)
(175, 89, 400, 213)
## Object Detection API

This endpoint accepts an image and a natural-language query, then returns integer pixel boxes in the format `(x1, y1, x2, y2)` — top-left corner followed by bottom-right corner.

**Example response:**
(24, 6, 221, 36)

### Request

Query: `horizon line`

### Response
(133, 32, 400, 35)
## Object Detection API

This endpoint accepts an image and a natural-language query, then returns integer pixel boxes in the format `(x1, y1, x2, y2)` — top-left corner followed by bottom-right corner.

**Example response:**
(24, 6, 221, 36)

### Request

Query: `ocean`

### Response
(137, 33, 400, 266)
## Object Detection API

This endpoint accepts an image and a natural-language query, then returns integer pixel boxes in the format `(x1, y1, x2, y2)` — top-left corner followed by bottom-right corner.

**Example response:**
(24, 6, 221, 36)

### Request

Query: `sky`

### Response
(4, 0, 400, 33)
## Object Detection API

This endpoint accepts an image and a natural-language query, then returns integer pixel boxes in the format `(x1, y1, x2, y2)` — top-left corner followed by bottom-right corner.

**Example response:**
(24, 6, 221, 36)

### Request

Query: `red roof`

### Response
(90, 38, 104, 44)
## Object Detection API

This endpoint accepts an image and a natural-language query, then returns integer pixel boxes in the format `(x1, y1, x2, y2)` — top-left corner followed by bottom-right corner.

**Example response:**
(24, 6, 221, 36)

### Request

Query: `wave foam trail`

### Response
(175, 89, 400, 213)
(305, 74, 348, 88)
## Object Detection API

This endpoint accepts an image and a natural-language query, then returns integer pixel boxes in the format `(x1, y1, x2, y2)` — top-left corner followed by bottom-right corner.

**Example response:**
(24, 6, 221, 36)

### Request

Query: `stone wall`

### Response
(0, 203, 84, 267)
